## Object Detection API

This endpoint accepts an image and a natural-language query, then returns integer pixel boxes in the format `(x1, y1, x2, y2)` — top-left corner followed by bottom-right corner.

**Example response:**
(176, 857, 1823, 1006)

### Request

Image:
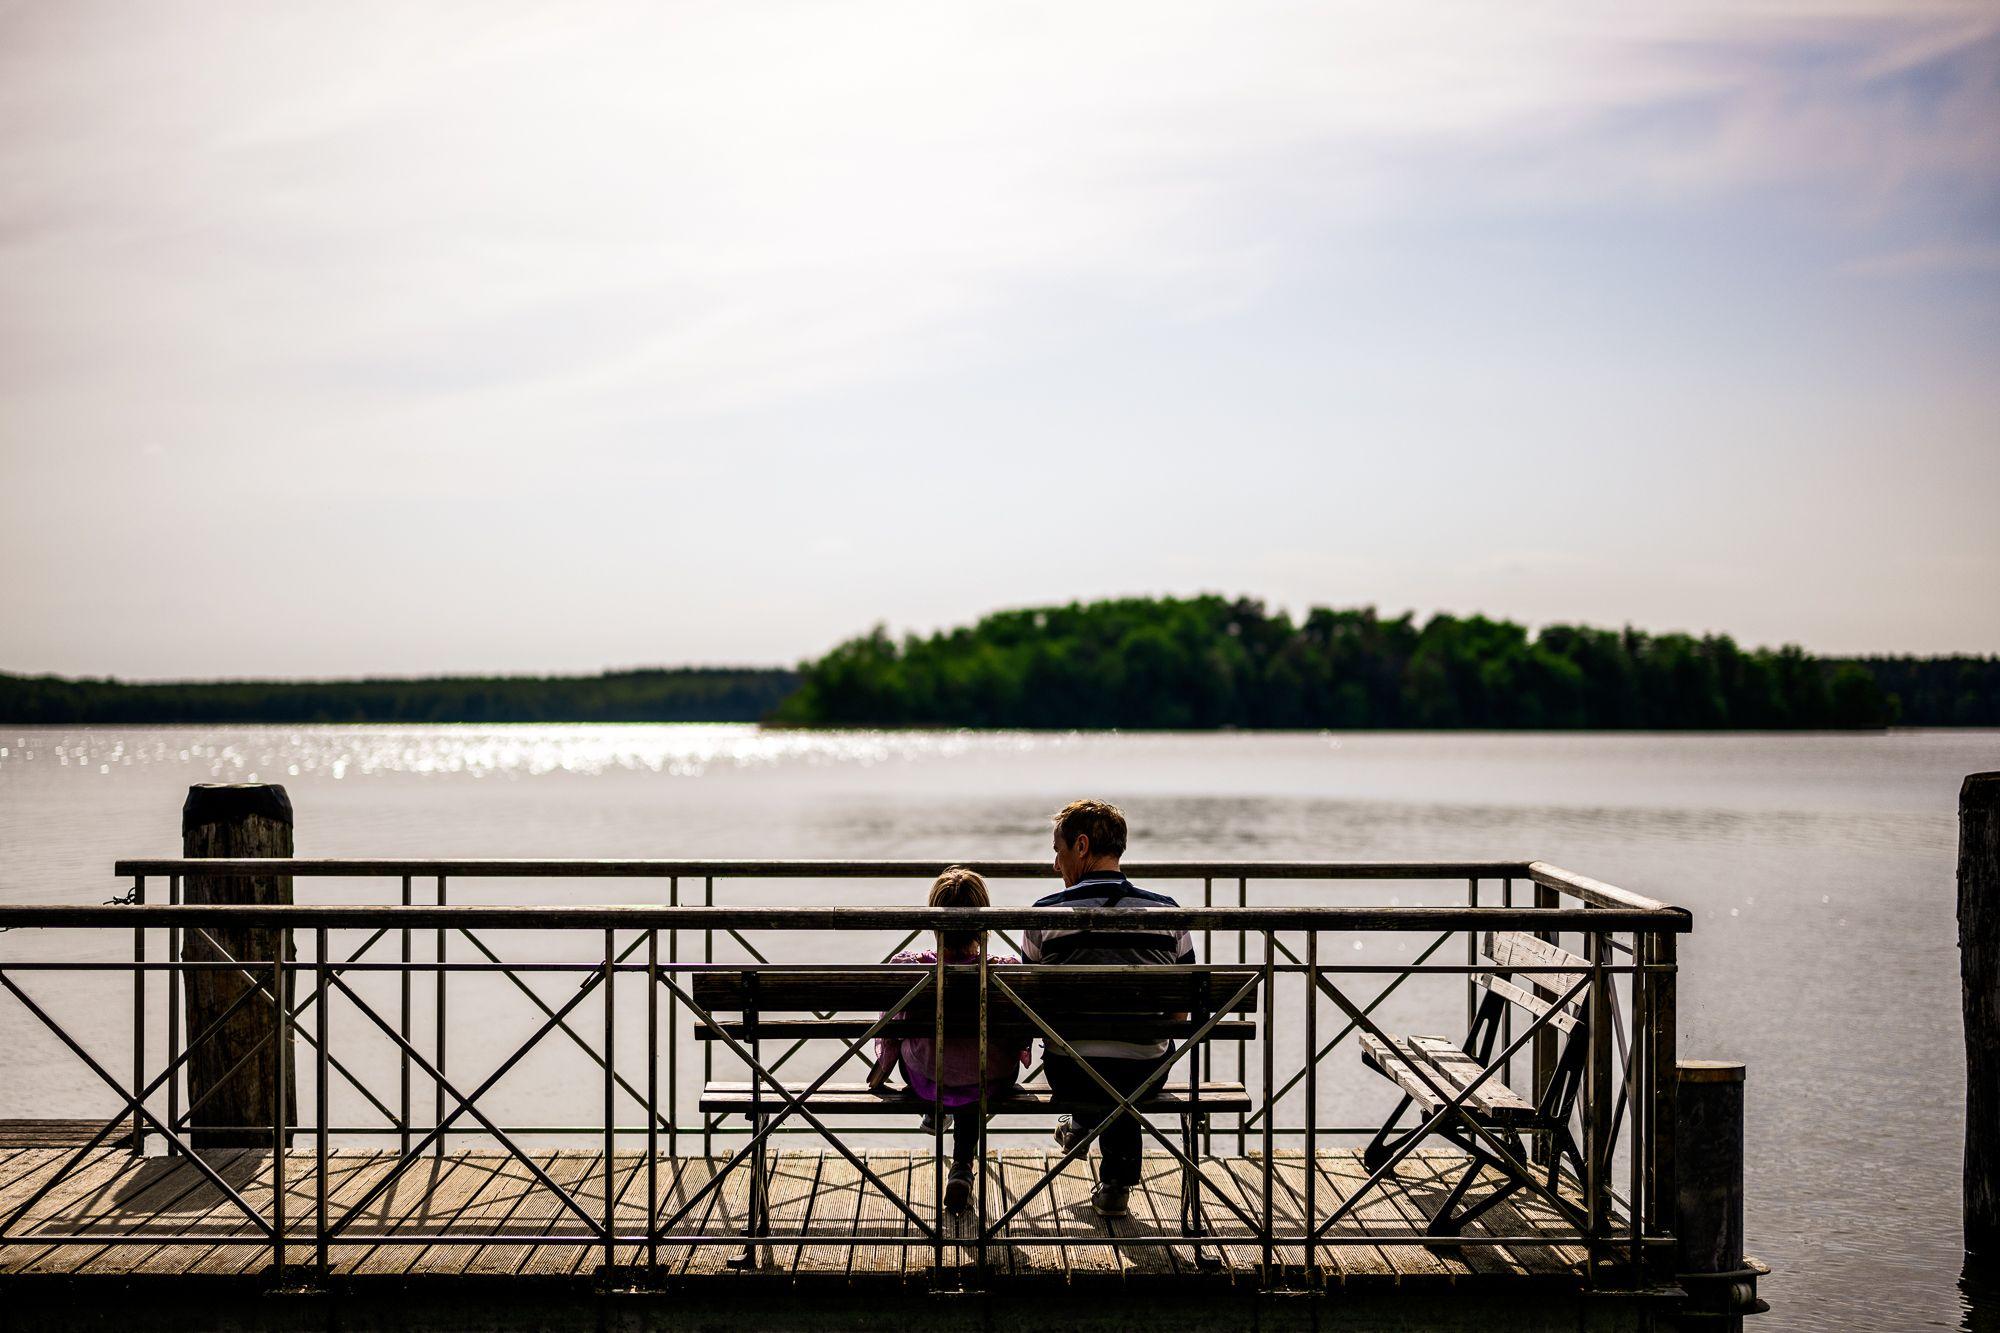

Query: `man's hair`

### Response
(929, 865, 990, 953)
(1052, 799, 1127, 860)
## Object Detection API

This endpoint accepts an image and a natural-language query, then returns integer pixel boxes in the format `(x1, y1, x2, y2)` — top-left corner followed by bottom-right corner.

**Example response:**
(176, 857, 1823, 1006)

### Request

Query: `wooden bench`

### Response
(1359, 930, 1590, 1235)
(692, 965, 1257, 1245)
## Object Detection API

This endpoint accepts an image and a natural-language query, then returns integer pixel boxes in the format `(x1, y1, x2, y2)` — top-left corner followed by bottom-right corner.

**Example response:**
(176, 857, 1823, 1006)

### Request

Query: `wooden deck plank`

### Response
(461, 1151, 600, 1276)
(0, 1147, 1614, 1287)
(321, 1151, 462, 1274)
(1268, 1149, 1391, 1283)
(33, 1151, 244, 1275)
(990, 1151, 1065, 1276)
(417, 1150, 560, 1276)
(1317, 1148, 1455, 1281)
(0, 1149, 76, 1211)
(519, 1153, 639, 1277)
(1046, 1148, 1119, 1275)
(655, 1156, 719, 1277)
(1379, 1151, 1526, 1279)
(1113, 1153, 1183, 1275)
(610, 1153, 670, 1269)
(1480, 1168, 1589, 1274)
(348, 1153, 484, 1276)
(684, 1155, 753, 1275)
(0, 1150, 155, 1272)
(1219, 1155, 1298, 1278)
(752, 1148, 821, 1273)
(797, 1152, 860, 1274)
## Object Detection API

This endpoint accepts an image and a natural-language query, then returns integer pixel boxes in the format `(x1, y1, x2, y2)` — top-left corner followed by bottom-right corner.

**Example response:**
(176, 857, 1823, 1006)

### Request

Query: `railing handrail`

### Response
(111, 857, 1528, 879)
(0, 903, 1690, 931)
(103, 857, 1684, 916)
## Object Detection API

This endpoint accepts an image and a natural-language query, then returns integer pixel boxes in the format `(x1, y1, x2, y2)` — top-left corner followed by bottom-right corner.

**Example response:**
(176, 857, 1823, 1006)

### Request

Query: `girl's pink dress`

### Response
(872, 948, 1031, 1109)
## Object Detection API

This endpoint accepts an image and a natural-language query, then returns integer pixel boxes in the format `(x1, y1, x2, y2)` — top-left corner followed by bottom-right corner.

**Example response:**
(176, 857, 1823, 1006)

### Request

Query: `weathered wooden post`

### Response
(1962, 772, 2000, 1256)
(182, 783, 296, 1147)
(1675, 1061, 1762, 1327)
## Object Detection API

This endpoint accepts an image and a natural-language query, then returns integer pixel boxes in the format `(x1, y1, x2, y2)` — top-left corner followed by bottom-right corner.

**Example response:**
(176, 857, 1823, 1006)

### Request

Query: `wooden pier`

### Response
(0, 853, 1758, 1330)
(0, 1145, 1650, 1331)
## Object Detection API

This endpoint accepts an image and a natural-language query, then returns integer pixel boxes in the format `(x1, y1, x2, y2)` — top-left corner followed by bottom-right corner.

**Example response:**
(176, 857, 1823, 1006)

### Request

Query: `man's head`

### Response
(1051, 798, 1127, 886)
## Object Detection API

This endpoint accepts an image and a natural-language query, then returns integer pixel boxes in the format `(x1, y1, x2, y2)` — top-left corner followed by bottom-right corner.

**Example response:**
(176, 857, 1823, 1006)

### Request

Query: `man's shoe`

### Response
(1092, 1182, 1131, 1218)
(945, 1165, 974, 1212)
(1053, 1114, 1081, 1152)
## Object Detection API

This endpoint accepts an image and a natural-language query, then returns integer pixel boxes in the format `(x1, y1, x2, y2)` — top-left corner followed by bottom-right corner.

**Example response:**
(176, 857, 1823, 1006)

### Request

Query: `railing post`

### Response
(130, 875, 145, 1157)
(1586, 926, 1614, 1262)
(433, 874, 446, 1159)
(399, 873, 411, 1158)
(668, 876, 679, 1162)
(647, 927, 659, 1274)
(1260, 928, 1274, 1283)
(314, 926, 328, 1276)
(167, 874, 180, 1157)
(1303, 928, 1316, 1282)
(1649, 930, 1679, 1263)
(1201, 876, 1213, 1157)
(702, 876, 713, 1160)
(603, 927, 616, 1276)
(272, 952, 288, 1275)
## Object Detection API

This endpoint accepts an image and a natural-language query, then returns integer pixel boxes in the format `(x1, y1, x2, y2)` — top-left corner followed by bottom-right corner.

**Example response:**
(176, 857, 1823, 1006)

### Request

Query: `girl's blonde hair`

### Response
(929, 866, 989, 954)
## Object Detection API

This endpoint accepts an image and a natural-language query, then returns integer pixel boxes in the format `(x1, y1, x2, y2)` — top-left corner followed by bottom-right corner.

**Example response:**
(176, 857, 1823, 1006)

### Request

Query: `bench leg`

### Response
(1362, 1095, 1418, 1173)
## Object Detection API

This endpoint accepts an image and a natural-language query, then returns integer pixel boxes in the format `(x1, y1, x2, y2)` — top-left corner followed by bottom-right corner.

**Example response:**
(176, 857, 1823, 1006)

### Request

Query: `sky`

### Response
(1, 1, 1996, 679)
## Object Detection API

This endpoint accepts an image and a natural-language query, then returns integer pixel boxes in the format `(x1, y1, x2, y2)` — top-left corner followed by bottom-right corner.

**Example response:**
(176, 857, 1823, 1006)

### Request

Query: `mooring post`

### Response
(1675, 1061, 1761, 1327)
(181, 783, 297, 1148)
(1961, 772, 2000, 1257)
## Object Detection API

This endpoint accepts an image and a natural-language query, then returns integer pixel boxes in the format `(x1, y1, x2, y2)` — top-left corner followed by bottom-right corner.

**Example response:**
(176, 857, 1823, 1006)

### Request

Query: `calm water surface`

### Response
(1, 725, 1993, 1330)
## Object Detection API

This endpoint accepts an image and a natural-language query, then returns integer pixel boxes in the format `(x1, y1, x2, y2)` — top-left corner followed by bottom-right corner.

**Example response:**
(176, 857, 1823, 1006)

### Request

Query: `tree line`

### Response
(771, 596, 1998, 730)
(6, 598, 1995, 729)
(0, 668, 799, 725)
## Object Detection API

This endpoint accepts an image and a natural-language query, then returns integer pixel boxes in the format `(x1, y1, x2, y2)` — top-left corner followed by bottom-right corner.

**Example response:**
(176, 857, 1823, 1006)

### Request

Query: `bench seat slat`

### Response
(1358, 1034, 1539, 1126)
(1406, 1036, 1536, 1115)
(698, 1081, 1252, 1116)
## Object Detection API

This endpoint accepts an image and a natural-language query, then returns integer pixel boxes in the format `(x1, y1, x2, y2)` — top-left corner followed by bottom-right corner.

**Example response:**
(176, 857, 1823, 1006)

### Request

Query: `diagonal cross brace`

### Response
(1313, 973, 1594, 1238)
(651, 970, 938, 1240)
(980, 971, 1265, 1240)
(1242, 930, 1455, 1132)
(456, 926, 669, 1130)
(319, 970, 603, 1239)
(177, 927, 398, 1128)
(0, 970, 276, 1237)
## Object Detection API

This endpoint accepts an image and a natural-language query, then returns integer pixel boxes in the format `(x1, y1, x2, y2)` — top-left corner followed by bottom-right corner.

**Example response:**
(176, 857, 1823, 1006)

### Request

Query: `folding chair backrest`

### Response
(1474, 931, 1589, 1035)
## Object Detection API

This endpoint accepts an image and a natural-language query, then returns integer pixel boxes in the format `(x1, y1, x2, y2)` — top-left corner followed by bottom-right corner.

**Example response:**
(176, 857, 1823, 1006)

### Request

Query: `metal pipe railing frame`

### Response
(0, 859, 1686, 1287)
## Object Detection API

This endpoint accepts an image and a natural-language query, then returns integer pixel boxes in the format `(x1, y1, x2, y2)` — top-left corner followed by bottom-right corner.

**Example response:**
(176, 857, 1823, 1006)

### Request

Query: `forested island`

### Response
(5, 597, 1997, 728)
(770, 597, 1999, 730)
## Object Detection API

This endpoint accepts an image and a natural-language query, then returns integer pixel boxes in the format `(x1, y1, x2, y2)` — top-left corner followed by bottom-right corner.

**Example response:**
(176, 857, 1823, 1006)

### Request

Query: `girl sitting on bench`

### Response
(867, 866, 1031, 1211)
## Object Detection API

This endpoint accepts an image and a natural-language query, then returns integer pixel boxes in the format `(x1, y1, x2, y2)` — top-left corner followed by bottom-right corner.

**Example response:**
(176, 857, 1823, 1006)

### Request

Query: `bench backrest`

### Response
(690, 965, 1259, 1035)
(1474, 930, 1590, 1035)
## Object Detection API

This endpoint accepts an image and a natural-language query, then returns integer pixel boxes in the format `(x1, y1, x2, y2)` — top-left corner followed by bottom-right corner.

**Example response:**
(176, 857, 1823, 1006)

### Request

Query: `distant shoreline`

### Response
(8, 596, 1997, 729)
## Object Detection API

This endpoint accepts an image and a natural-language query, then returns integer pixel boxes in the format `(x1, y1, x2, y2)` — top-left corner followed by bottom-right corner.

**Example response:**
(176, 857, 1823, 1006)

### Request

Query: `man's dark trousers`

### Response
(1045, 1047, 1175, 1187)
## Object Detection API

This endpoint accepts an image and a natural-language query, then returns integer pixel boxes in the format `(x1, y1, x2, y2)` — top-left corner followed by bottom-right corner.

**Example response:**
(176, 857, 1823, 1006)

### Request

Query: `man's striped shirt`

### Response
(1021, 872, 1196, 1060)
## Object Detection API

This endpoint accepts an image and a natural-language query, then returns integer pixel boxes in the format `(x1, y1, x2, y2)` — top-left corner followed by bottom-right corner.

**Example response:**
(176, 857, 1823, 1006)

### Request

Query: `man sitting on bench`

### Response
(1024, 799, 1194, 1218)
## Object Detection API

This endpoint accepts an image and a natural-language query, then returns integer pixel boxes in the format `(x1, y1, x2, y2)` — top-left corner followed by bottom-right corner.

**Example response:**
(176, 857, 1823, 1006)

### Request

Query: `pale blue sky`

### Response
(2, 1, 1995, 677)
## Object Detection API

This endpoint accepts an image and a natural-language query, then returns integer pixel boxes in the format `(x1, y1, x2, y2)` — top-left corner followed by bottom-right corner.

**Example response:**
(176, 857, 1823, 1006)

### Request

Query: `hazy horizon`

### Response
(4, 3, 1996, 677)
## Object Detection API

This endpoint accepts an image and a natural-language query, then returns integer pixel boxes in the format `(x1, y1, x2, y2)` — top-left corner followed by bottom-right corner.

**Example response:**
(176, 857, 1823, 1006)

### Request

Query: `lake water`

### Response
(2, 724, 1993, 1330)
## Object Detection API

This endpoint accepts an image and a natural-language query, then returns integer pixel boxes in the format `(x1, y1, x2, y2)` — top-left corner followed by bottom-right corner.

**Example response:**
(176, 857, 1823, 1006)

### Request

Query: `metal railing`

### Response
(0, 859, 1689, 1287)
